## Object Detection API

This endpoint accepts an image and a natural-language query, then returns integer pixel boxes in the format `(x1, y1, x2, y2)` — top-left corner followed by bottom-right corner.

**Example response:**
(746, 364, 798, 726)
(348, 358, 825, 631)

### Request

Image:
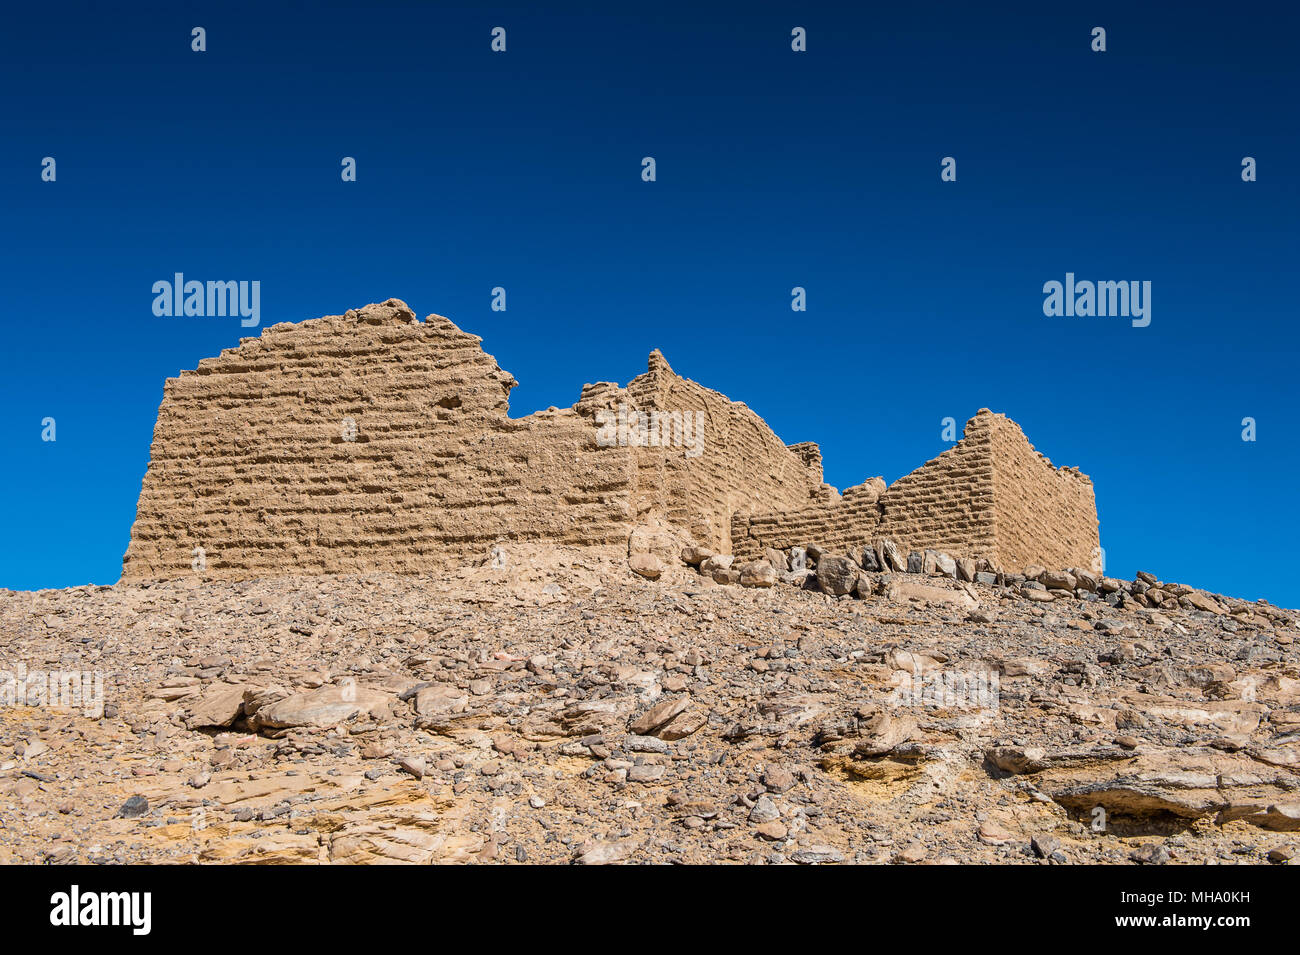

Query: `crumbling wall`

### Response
(732, 482, 882, 561)
(122, 301, 825, 581)
(732, 410, 1098, 573)
(986, 413, 1100, 573)
(870, 411, 1000, 558)
(123, 300, 636, 580)
(733, 412, 999, 562)
(622, 352, 824, 552)
(123, 300, 1100, 583)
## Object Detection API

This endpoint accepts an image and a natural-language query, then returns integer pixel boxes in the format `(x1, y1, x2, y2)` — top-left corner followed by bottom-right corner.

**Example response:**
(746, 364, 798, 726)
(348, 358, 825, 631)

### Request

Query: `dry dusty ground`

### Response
(1, 546, 1297, 865)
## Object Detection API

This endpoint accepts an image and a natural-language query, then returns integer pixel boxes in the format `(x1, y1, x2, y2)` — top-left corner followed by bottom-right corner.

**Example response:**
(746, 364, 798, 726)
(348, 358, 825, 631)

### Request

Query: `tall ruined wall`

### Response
(620, 352, 824, 553)
(986, 412, 1100, 573)
(123, 300, 826, 581)
(123, 300, 636, 580)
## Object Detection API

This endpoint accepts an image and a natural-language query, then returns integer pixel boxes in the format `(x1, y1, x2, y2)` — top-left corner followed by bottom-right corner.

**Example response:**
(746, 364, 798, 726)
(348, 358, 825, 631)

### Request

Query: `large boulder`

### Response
(923, 550, 957, 578)
(763, 548, 789, 572)
(1072, 569, 1099, 592)
(739, 560, 777, 588)
(876, 539, 907, 572)
(680, 545, 714, 567)
(699, 554, 734, 576)
(412, 684, 471, 731)
(255, 684, 393, 734)
(629, 553, 664, 580)
(816, 555, 859, 596)
(184, 683, 253, 729)
(1040, 569, 1077, 591)
(853, 574, 877, 599)
(630, 695, 690, 736)
(1183, 591, 1227, 614)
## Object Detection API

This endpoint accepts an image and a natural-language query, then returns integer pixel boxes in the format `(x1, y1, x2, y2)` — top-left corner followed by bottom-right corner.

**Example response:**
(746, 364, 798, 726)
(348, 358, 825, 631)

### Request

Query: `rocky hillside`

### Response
(0, 544, 1296, 865)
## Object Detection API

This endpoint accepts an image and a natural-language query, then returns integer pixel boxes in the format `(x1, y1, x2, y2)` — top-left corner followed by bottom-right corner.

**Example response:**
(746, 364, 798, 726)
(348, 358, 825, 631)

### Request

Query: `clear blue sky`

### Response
(2, 1, 1297, 605)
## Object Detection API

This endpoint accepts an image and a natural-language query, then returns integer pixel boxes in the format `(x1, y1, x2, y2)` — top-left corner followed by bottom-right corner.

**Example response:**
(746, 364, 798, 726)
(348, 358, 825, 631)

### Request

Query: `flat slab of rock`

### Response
(790, 845, 844, 864)
(884, 577, 978, 611)
(255, 685, 391, 733)
(574, 839, 639, 865)
(739, 560, 777, 588)
(414, 683, 470, 717)
(184, 683, 253, 729)
(629, 695, 690, 736)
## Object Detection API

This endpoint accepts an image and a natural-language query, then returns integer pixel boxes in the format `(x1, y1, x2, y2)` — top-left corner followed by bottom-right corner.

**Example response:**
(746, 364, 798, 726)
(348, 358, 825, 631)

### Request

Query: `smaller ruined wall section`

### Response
(731, 410, 1099, 571)
(987, 414, 1100, 573)
(732, 483, 882, 561)
(870, 412, 1000, 558)
(733, 412, 1002, 563)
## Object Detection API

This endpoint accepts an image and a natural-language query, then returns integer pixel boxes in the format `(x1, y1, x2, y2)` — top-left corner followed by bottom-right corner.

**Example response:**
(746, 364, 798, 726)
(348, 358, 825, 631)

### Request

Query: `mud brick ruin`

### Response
(122, 299, 1100, 581)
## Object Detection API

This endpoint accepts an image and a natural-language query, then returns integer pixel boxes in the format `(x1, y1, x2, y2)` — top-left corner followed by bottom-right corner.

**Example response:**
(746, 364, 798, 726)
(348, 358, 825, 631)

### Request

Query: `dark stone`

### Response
(115, 795, 149, 819)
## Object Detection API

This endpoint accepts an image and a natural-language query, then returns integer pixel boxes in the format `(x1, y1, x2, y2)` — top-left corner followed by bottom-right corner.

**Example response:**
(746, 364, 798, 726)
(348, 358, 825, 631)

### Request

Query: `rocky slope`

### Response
(1, 545, 1296, 865)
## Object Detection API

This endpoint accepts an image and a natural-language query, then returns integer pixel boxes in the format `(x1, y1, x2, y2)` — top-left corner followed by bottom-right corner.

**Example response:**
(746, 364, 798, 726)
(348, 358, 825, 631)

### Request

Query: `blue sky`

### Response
(2, 1, 1297, 604)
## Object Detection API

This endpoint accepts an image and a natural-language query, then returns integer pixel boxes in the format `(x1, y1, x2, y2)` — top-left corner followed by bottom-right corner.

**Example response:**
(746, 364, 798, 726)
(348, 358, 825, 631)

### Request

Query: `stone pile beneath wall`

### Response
(663, 537, 1273, 623)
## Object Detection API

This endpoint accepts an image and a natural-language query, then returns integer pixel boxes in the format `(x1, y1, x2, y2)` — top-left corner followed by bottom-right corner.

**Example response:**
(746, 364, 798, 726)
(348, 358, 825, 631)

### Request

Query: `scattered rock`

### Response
(755, 820, 787, 841)
(183, 683, 251, 729)
(0, 539, 1289, 869)
(397, 756, 426, 779)
(1129, 844, 1170, 865)
(629, 553, 664, 580)
(816, 556, 859, 596)
(739, 560, 777, 588)
(115, 795, 149, 819)
(761, 765, 797, 794)
(791, 845, 844, 865)
(629, 696, 690, 737)
(256, 685, 391, 734)
(748, 794, 780, 824)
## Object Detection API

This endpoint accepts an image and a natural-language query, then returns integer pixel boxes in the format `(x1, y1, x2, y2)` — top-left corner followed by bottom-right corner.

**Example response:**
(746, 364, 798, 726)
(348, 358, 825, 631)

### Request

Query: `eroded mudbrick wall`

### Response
(870, 412, 1000, 556)
(124, 300, 1100, 581)
(622, 352, 824, 552)
(125, 301, 632, 579)
(986, 413, 1100, 572)
(122, 300, 823, 580)
(732, 481, 887, 561)
(734, 410, 1099, 573)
